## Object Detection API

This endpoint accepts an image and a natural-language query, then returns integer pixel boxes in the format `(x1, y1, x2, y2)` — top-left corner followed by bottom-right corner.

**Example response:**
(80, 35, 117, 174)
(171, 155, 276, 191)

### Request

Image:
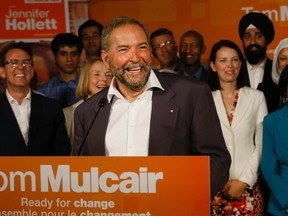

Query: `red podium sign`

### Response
(0, 156, 210, 215)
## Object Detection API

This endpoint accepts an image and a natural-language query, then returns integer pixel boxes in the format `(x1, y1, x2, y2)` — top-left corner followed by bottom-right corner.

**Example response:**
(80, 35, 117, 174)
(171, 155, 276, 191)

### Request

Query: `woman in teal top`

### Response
(261, 65, 288, 215)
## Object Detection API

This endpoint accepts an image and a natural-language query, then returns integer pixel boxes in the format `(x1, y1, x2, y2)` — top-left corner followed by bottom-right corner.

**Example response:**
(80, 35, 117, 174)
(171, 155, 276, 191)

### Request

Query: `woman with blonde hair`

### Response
(63, 59, 112, 147)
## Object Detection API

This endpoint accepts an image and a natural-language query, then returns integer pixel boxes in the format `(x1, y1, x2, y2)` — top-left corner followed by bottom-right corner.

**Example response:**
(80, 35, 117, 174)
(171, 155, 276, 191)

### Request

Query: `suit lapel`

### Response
(213, 90, 231, 129)
(0, 93, 26, 146)
(90, 98, 111, 155)
(213, 88, 253, 129)
(262, 59, 272, 84)
(148, 84, 178, 155)
(243, 62, 251, 87)
(28, 92, 41, 147)
(90, 81, 178, 155)
(230, 88, 251, 129)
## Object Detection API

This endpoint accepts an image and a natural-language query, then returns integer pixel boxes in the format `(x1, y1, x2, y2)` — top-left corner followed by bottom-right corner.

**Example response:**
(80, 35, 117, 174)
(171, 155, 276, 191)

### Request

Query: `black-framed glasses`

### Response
(4, 59, 32, 68)
(153, 40, 175, 50)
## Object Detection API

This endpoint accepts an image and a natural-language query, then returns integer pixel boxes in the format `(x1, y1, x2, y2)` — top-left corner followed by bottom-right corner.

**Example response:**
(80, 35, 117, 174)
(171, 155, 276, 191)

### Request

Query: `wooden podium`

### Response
(0, 156, 210, 215)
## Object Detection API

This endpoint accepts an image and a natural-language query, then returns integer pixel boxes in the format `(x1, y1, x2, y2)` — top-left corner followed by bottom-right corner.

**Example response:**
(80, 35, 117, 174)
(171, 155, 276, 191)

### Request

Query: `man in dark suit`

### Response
(238, 12, 279, 215)
(0, 42, 71, 156)
(73, 16, 231, 198)
(238, 12, 279, 113)
(179, 30, 209, 83)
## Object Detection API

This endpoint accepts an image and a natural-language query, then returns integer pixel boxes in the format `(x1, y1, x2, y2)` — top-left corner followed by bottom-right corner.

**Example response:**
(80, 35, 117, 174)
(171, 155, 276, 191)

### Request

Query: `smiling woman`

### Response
(209, 40, 268, 215)
(63, 58, 112, 148)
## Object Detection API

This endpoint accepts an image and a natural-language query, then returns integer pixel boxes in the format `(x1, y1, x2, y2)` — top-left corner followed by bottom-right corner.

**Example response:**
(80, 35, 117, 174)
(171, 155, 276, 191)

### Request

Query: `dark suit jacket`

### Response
(198, 65, 209, 83)
(179, 64, 209, 83)
(73, 71, 231, 197)
(0, 91, 71, 156)
(243, 58, 279, 113)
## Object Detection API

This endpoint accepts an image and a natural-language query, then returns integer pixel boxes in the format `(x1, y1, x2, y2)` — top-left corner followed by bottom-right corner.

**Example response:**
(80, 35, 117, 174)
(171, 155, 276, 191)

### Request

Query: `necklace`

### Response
(227, 93, 238, 124)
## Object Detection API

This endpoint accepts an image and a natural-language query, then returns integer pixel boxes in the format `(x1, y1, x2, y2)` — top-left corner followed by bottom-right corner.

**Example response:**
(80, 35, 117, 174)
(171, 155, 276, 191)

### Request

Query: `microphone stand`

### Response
(78, 98, 106, 156)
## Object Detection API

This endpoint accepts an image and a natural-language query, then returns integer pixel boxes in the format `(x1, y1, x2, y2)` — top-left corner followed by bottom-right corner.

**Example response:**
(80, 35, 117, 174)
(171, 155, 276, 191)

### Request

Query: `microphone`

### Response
(78, 97, 107, 156)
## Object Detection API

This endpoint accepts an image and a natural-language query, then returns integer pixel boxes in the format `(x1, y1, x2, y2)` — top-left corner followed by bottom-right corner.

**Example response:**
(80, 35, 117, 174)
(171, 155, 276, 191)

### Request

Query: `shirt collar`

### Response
(55, 74, 80, 83)
(6, 89, 31, 104)
(193, 66, 203, 79)
(246, 58, 266, 70)
(107, 69, 164, 103)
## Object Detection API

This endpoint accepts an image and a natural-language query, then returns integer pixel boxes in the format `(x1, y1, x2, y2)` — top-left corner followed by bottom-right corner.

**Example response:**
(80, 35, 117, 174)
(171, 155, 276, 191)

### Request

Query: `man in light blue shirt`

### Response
(37, 33, 82, 108)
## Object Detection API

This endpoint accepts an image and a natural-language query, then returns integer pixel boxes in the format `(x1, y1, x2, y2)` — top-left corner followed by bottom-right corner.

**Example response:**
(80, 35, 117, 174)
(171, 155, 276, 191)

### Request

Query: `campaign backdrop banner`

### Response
(0, 0, 69, 42)
(91, 0, 288, 62)
(0, 156, 210, 215)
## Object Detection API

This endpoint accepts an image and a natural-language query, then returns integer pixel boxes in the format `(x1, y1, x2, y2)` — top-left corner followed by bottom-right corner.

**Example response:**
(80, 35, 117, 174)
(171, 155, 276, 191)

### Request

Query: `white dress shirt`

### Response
(247, 59, 266, 89)
(105, 70, 164, 156)
(6, 89, 31, 145)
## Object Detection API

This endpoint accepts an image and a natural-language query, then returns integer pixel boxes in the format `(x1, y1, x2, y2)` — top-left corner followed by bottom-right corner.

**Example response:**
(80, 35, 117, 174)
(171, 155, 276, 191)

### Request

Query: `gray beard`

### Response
(111, 63, 151, 92)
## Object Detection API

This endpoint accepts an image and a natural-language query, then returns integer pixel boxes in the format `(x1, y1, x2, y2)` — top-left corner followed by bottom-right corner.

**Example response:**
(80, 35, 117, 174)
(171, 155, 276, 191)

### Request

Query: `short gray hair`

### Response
(101, 16, 151, 52)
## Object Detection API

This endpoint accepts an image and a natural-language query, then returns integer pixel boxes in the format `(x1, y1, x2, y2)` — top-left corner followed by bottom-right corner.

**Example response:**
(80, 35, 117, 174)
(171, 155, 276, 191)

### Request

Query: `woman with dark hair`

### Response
(261, 65, 288, 216)
(210, 40, 267, 215)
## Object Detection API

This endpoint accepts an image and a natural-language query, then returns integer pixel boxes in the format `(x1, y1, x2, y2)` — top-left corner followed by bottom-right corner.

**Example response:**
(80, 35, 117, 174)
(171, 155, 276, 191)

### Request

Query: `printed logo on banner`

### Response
(0, 156, 210, 215)
(0, 0, 69, 42)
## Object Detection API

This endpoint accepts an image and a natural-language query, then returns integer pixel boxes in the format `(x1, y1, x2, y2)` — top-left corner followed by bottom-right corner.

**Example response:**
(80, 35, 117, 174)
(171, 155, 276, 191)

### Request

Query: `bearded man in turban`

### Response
(239, 12, 279, 113)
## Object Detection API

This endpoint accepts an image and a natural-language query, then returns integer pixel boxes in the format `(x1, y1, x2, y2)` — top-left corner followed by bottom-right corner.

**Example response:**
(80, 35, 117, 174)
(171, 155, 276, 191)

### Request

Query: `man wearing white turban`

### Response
(271, 38, 288, 85)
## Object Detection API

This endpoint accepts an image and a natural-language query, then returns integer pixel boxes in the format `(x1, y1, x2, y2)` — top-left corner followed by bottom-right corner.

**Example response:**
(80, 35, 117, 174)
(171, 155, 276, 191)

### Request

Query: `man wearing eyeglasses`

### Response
(150, 28, 184, 74)
(0, 42, 71, 156)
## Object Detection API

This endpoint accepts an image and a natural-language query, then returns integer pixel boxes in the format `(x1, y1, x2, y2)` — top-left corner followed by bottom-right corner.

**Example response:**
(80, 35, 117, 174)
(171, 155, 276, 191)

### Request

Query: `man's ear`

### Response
(0, 67, 6, 79)
(31, 67, 34, 78)
(101, 50, 110, 68)
(202, 45, 206, 55)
